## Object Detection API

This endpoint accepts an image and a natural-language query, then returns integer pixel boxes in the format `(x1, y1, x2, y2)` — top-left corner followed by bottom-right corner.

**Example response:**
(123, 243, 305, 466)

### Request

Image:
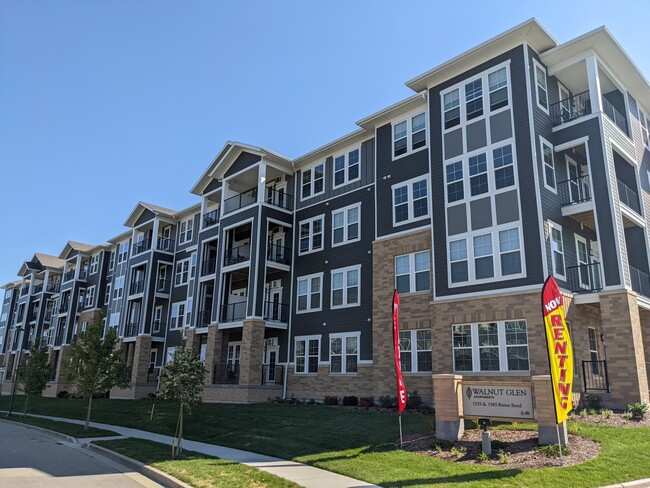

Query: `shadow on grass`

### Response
(380, 469, 522, 487)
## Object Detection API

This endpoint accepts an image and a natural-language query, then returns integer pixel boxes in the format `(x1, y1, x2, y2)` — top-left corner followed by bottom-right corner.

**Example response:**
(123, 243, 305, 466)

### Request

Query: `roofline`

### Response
(355, 91, 427, 130)
(293, 127, 369, 167)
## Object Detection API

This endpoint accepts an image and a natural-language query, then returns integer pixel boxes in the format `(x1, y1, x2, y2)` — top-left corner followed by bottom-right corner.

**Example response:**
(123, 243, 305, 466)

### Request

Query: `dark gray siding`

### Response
(176, 212, 200, 251)
(224, 151, 261, 178)
(134, 209, 155, 226)
(204, 179, 222, 194)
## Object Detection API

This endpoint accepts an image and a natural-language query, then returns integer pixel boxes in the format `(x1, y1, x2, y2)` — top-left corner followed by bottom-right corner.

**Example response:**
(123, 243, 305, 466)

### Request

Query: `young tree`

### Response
(159, 346, 207, 457)
(64, 317, 130, 431)
(18, 337, 52, 416)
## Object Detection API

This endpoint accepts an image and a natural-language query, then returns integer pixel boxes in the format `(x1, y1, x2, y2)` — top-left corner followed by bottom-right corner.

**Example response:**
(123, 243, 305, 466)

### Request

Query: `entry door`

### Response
(575, 236, 590, 289)
(559, 84, 571, 122)
(265, 285, 282, 321)
(264, 343, 279, 383)
(227, 342, 241, 377)
(154, 306, 163, 332)
(273, 233, 285, 261)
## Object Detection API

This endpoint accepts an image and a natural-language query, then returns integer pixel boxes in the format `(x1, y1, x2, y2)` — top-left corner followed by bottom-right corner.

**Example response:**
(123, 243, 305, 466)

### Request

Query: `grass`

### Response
(2, 413, 118, 438)
(2, 396, 650, 487)
(95, 438, 300, 488)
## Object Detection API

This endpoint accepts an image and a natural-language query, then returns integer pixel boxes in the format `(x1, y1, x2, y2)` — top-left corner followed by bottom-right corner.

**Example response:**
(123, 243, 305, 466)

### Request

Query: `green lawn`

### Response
(96, 438, 300, 488)
(2, 413, 118, 438)
(2, 396, 650, 487)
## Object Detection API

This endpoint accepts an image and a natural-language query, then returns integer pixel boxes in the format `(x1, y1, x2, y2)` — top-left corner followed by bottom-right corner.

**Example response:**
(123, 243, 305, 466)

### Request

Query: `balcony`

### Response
(266, 187, 293, 211)
(223, 244, 250, 267)
(196, 310, 212, 327)
(78, 269, 88, 281)
(201, 258, 216, 276)
(124, 322, 140, 337)
(157, 237, 175, 252)
(213, 364, 240, 385)
(46, 282, 60, 293)
(221, 302, 246, 322)
(267, 244, 291, 266)
(44, 310, 53, 322)
(129, 280, 145, 295)
(618, 179, 641, 214)
(558, 175, 591, 206)
(261, 365, 284, 385)
(549, 91, 591, 127)
(33, 284, 43, 294)
(29, 310, 39, 322)
(155, 278, 171, 294)
(133, 238, 152, 255)
(20, 286, 29, 296)
(630, 265, 650, 298)
(152, 320, 165, 333)
(566, 263, 602, 294)
(54, 329, 65, 347)
(203, 209, 219, 228)
(63, 270, 75, 282)
(58, 302, 69, 314)
(602, 96, 628, 134)
(224, 187, 256, 215)
(263, 301, 289, 323)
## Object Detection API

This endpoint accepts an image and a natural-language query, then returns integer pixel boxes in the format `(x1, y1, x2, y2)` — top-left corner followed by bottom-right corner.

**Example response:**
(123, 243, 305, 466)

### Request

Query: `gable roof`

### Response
(123, 201, 178, 227)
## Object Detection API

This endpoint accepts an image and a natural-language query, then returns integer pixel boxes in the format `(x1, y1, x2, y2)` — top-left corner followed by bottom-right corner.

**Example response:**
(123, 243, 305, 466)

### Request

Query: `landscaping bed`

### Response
(569, 410, 650, 427)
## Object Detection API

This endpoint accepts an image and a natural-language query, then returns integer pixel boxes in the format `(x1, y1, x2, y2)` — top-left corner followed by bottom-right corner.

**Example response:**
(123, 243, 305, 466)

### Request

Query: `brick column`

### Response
(204, 325, 223, 384)
(433, 374, 464, 441)
(131, 335, 152, 384)
(239, 320, 265, 386)
(600, 291, 649, 407)
(184, 328, 201, 353)
(532, 375, 567, 445)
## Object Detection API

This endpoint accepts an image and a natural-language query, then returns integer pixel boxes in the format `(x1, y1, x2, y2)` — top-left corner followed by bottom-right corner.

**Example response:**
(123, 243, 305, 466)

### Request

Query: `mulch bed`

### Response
(569, 411, 650, 427)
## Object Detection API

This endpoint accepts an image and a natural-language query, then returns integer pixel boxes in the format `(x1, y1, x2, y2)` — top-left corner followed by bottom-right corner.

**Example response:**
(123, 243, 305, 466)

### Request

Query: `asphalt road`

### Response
(0, 421, 162, 488)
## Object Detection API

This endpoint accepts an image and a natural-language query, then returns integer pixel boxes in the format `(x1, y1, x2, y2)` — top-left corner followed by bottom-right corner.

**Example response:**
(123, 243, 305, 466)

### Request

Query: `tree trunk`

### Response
(85, 395, 93, 432)
(177, 402, 184, 456)
(22, 394, 29, 418)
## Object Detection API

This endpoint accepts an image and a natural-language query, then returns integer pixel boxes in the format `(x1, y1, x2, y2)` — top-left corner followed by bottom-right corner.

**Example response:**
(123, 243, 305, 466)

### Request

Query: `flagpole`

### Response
(556, 424, 564, 466)
(398, 415, 403, 449)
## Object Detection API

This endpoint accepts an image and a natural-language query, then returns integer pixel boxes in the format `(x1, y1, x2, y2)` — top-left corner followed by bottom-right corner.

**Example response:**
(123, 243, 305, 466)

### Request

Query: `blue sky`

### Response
(1, 0, 649, 285)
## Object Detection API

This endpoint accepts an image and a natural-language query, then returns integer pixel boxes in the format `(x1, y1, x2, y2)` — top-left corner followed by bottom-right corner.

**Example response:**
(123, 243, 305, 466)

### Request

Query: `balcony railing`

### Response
(582, 360, 609, 392)
(156, 279, 171, 294)
(267, 244, 291, 265)
(44, 310, 53, 321)
(157, 237, 175, 252)
(124, 322, 140, 337)
(263, 301, 289, 323)
(630, 265, 650, 298)
(213, 364, 240, 384)
(224, 187, 256, 214)
(64, 270, 75, 282)
(129, 280, 145, 295)
(20, 286, 29, 296)
(221, 302, 246, 322)
(46, 282, 60, 293)
(261, 365, 284, 385)
(77, 301, 85, 313)
(223, 244, 250, 266)
(566, 262, 602, 294)
(133, 238, 152, 255)
(549, 91, 591, 126)
(266, 188, 293, 211)
(617, 179, 641, 214)
(602, 96, 628, 134)
(201, 258, 216, 276)
(79, 269, 88, 281)
(29, 311, 39, 322)
(196, 310, 212, 327)
(54, 329, 65, 347)
(147, 367, 160, 383)
(33, 284, 43, 294)
(558, 175, 591, 206)
(58, 302, 69, 314)
(203, 209, 219, 228)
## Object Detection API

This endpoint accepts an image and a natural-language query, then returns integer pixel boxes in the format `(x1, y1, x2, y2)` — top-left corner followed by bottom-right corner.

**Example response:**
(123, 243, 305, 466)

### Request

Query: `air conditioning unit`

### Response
(266, 337, 278, 347)
(269, 280, 281, 288)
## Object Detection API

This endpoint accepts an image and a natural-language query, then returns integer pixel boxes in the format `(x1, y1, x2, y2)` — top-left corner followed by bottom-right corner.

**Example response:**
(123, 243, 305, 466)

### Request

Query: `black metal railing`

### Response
(196, 310, 212, 327)
(29, 311, 38, 322)
(267, 244, 291, 265)
(147, 367, 160, 383)
(223, 244, 250, 266)
(78, 269, 88, 280)
(33, 284, 43, 294)
(58, 302, 69, 314)
(20, 286, 29, 296)
(213, 364, 240, 384)
(261, 365, 284, 385)
(54, 329, 65, 347)
(567, 262, 602, 294)
(224, 187, 257, 214)
(558, 175, 591, 206)
(630, 265, 650, 298)
(77, 300, 85, 312)
(157, 237, 175, 252)
(582, 360, 609, 391)
(133, 238, 152, 255)
(129, 280, 145, 295)
(46, 282, 60, 293)
(221, 302, 247, 322)
(203, 209, 219, 228)
(263, 301, 289, 323)
(124, 322, 139, 337)
(550, 91, 591, 126)
(201, 258, 216, 276)
(156, 279, 171, 294)
(44, 310, 53, 321)
(152, 320, 165, 333)
(617, 179, 641, 214)
(266, 188, 293, 211)
(602, 96, 628, 134)
(64, 270, 75, 282)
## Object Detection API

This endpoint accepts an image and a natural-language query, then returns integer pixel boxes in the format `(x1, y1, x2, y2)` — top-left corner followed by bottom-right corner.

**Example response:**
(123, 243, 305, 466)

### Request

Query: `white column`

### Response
(586, 55, 602, 115)
(257, 162, 267, 204)
(152, 219, 160, 250)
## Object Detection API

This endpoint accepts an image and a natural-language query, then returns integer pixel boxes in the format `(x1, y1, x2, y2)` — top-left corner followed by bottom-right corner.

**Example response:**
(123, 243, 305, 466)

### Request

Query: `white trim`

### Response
(332, 146, 361, 189)
(298, 214, 324, 255)
(532, 58, 549, 114)
(391, 175, 430, 226)
(296, 272, 323, 314)
(395, 251, 431, 295)
(84, 285, 96, 308)
(329, 331, 360, 374)
(548, 220, 566, 280)
(331, 202, 361, 247)
(539, 136, 557, 193)
(299, 161, 325, 201)
(294, 334, 321, 375)
(330, 264, 361, 310)
(170, 301, 186, 330)
(398, 328, 432, 373)
(391, 106, 429, 161)
(178, 217, 194, 245)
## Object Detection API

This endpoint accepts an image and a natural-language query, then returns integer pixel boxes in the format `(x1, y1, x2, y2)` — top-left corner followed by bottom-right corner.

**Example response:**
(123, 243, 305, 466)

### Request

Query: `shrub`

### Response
(584, 393, 603, 411)
(497, 449, 510, 464)
(536, 444, 570, 458)
(600, 409, 613, 420)
(379, 395, 397, 408)
(407, 390, 423, 409)
(307, 398, 316, 405)
(342, 395, 359, 406)
(57, 390, 69, 399)
(477, 451, 489, 462)
(431, 439, 453, 452)
(568, 422, 579, 435)
(359, 396, 374, 408)
(324, 395, 338, 406)
(450, 446, 466, 458)
(627, 402, 650, 420)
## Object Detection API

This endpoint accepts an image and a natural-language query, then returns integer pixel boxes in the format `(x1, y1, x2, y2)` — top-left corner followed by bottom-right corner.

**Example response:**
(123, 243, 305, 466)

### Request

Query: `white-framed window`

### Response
(465, 78, 483, 121)
(575, 235, 591, 290)
(154, 306, 163, 332)
(166, 347, 176, 363)
(298, 215, 324, 255)
(488, 67, 508, 111)
(498, 228, 522, 276)
(90, 255, 100, 275)
(301, 163, 325, 200)
(395, 251, 430, 294)
(190, 252, 197, 279)
(392, 176, 429, 225)
(533, 59, 549, 113)
(333, 148, 360, 187)
(109, 251, 115, 270)
(473, 233, 494, 279)
(331, 265, 360, 309)
(469, 153, 488, 196)
(399, 329, 432, 372)
(548, 220, 565, 279)
(117, 242, 129, 264)
(330, 332, 359, 374)
(85, 286, 96, 308)
(175, 258, 190, 286)
(296, 273, 323, 313)
(639, 107, 650, 148)
(588, 327, 599, 363)
(179, 218, 194, 244)
(446, 161, 464, 203)
(104, 284, 111, 305)
(449, 238, 468, 284)
(186, 297, 193, 326)
(113, 276, 124, 300)
(109, 312, 120, 327)
(393, 111, 427, 158)
(332, 204, 360, 246)
(540, 137, 556, 192)
(294, 335, 320, 374)
(170, 302, 185, 329)
(452, 320, 529, 373)
(493, 144, 515, 189)
(443, 88, 461, 129)
(81, 320, 88, 333)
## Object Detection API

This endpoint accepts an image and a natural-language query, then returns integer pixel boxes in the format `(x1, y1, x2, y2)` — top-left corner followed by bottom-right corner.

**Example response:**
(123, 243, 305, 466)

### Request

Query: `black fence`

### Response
(221, 302, 246, 322)
(549, 90, 591, 126)
(566, 262, 602, 294)
(213, 364, 240, 384)
(261, 365, 284, 385)
(582, 360, 609, 392)
(267, 244, 291, 265)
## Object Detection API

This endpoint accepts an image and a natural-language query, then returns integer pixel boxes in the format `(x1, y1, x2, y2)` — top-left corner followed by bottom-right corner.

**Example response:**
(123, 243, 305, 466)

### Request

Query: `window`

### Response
(473, 234, 494, 279)
(190, 252, 197, 279)
(446, 161, 464, 203)
(179, 218, 194, 244)
(330, 333, 359, 373)
(301, 163, 324, 199)
(109, 251, 115, 270)
(493, 144, 515, 189)
(298, 216, 324, 254)
(90, 255, 99, 275)
(117, 242, 129, 264)
(175, 258, 190, 286)
(295, 335, 320, 374)
(449, 239, 468, 283)
(185, 297, 193, 326)
(170, 302, 185, 329)
(109, 312, 120, 327)
(639, 108, 650, 148)
(541, 139, 556, 191)
(166, 347, 176, 363)
(588, 327, 600, 375)
(499, 228, 522, 276)
(392, 177, 429, 224)
(453, 320, 529, 372)
(85, 286, 95, 308)
(393, 111, 427, 158)
(113, 276, 124, 300)
(296, 273, 322, 313)
(399, 329, 432, 372)
(465, 79, 483, 120)
(575, 236, 590, 289)
(334, 149, 360, 187)
(395, 251, 430, 294)
(444, 89, 460, 129)
(469, 153, 488, 196)
(332, 204, 360, 246)
(549, 221, 565, 279)
(488, 67, 508, 110)
(81, 320, 88, 333)
(534, 60, 549, 112)
(331, 265, 360, 309)
(104, 284, 111, 305)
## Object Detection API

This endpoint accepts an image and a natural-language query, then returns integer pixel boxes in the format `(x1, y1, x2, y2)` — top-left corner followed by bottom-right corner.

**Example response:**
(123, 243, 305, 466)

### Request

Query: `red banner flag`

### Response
(393, 290, 407, 414)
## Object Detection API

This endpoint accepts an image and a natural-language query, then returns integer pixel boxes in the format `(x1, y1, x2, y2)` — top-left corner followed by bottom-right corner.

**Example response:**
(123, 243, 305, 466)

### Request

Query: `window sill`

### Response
(329, 373, 358, 377)
(294, 373, 319, 377)
(453, 371, 531, 376)
(391, 145, 428, 163)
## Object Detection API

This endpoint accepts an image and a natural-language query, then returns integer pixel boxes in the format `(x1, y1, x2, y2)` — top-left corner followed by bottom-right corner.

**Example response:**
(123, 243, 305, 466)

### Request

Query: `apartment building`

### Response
(2, 19, 650, 408)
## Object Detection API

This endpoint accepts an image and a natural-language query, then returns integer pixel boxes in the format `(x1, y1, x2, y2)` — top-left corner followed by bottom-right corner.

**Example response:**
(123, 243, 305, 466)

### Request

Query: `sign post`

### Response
(392, 290, 407, 448)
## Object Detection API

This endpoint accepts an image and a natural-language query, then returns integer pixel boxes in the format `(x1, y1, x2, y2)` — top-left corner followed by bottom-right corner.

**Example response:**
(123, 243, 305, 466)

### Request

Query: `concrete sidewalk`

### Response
(17, 412, 380, 488)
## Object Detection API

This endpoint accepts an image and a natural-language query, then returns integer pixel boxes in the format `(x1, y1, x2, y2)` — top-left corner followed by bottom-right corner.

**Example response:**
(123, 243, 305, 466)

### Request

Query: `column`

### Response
(239, 320, 265, 386)
(131, 335, 152, 385)
(432, 374, 464, 441)
(532, 375, 567, 445)
(204, 325, 223, 384)
(585, 55, 602, 115)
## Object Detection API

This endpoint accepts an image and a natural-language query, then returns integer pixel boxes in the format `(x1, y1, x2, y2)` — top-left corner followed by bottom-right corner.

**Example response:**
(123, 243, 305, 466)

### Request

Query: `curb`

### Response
(84, 442, 193, 488)
(0, 417, 77, 444)
(600, 481, 650, 488)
